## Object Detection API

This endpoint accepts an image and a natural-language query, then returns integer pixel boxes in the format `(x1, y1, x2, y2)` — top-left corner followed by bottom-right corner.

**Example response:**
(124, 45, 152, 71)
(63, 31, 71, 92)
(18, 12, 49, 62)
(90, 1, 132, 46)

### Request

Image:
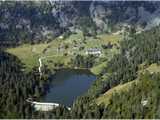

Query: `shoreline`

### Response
(52, 66, 96, 75)
(37, 66, 97, 110)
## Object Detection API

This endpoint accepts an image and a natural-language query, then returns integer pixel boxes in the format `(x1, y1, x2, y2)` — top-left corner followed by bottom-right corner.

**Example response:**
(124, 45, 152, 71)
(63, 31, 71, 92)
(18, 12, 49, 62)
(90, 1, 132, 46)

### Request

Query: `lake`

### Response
(43, 69, 96, 106)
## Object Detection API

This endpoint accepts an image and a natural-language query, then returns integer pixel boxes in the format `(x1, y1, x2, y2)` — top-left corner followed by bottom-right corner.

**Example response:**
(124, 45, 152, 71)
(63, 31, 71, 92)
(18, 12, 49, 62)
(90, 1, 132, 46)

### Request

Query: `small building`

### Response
(32, 102, 60, 111)
(58, 35, 64, 39)
(141, 100, 148, 106)
(85, 48, 102, 56)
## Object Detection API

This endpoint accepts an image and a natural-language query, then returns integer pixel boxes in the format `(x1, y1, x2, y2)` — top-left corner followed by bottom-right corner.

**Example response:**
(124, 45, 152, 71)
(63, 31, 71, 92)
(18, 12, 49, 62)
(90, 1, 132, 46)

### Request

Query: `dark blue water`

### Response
(44, 69, 96, 106)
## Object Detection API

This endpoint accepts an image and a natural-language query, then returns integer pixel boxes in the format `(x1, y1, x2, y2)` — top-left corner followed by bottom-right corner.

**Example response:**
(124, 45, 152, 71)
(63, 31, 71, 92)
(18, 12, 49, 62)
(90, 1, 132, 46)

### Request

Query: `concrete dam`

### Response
(26, 99, 71, 111)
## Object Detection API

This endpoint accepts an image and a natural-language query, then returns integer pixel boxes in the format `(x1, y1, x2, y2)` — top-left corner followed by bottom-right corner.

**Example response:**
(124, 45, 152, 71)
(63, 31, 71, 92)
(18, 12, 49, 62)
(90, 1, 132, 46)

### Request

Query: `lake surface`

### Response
(44, 69, 96, 106)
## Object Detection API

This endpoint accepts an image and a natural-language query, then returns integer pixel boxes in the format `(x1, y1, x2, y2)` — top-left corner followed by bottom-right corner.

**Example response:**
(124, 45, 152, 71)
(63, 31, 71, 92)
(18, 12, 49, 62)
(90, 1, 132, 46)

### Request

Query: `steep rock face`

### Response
(89, 1, 160, 30)
(1, 1, 160, 44)
(89, 2, 110, 33)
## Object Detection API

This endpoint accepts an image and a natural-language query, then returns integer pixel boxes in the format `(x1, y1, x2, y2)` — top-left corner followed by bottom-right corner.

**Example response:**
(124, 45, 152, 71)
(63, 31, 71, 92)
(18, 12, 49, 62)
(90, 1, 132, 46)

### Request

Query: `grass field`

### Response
(6, 43, 49, 71)
(6, 31, 122, 72)
(138, 63, 160, 75)
(91, 61, 107, 75)
(98, 34, 122, 46)
(144, 63, 160, 73)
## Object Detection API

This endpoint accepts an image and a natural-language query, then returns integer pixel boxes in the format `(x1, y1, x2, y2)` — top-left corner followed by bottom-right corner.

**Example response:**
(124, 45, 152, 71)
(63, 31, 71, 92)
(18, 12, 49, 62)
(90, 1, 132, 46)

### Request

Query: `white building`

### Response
(58, 35, 64, 39)
(141, 100, 148, 106)
(85, 48, 102, 56)
(26, 98, 71, 111)
(32, 102, 59, 111)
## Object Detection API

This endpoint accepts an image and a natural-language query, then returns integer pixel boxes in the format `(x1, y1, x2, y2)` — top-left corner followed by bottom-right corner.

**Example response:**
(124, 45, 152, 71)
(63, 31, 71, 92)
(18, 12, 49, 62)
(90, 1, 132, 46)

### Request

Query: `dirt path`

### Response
(38, 55, 63, 76)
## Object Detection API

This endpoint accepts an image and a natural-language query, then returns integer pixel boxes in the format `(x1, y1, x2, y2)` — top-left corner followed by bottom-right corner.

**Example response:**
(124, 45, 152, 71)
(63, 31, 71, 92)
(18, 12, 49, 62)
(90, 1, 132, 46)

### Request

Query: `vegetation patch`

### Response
(139, 63, 160, 75)
(6, 32, 122, 72)
(97, 34, 122, 46)
(96, 79, 138, 106)
(91, 61, 108, 75)
(6, 43, 49, 71)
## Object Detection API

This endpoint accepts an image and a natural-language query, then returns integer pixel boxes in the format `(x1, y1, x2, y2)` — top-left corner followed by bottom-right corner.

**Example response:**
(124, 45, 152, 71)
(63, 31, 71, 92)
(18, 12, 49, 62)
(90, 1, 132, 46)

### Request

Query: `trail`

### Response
(38, 55, 62, 76)
(38, 57, 43, 76)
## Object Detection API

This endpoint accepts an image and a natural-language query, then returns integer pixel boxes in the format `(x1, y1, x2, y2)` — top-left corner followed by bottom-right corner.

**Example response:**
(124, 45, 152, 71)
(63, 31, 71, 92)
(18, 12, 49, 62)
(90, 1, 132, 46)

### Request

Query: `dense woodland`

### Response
(0, 50, 50, 118)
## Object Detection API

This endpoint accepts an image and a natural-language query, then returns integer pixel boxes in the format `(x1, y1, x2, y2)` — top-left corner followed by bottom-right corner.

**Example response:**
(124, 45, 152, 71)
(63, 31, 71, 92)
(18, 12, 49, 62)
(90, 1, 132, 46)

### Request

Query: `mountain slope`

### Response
(101, 73, 160, 119)
(69, 25, 160, 119)
(1, 1, 160, 45)
(96, 79, 138, 106)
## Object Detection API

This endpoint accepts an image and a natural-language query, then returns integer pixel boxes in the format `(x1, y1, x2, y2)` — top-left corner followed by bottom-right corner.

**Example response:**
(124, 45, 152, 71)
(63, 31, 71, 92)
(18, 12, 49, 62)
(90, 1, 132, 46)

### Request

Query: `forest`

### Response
(0, 50, 50, 118)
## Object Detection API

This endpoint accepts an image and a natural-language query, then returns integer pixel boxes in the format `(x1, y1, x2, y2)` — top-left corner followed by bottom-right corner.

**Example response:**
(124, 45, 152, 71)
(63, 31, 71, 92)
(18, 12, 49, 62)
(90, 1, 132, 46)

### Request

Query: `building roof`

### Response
(87, 48, 101, 52)
(32, 101, 59, 106)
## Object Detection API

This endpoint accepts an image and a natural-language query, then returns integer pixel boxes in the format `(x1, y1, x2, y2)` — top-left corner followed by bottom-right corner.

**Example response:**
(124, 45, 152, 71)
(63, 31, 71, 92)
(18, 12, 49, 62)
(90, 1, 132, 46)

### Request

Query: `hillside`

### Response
(70, 26, 160, 119)
(1, 1, 160, 45)
(6, 31, 122, 72)
(96, 63, 160, 107)
(99, 73, 160, 119)
(96, 80, 138, 106)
